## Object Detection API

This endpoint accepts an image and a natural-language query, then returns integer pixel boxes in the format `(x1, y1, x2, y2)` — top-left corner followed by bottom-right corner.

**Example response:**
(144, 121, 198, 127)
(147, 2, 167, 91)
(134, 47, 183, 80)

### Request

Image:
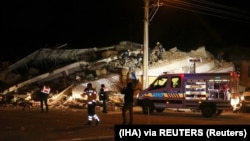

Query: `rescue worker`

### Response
(155, 41, 164, 60)
(99, 84, 108, 113)
(83, 83, 100, 126)
(120, 49, 130, 65)
(40, 83, 51, 112)
(136, 51, 143, 68)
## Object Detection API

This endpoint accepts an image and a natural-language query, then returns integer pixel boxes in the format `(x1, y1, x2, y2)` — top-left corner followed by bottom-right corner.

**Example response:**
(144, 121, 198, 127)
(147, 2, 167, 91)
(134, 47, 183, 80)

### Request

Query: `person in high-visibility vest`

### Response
(40, 83, 51, 112)
(83, 83, 100, 126)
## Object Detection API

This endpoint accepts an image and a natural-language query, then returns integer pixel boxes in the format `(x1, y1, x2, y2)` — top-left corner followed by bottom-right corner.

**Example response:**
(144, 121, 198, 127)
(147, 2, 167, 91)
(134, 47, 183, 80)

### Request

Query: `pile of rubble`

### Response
(0, 41, 235, 111)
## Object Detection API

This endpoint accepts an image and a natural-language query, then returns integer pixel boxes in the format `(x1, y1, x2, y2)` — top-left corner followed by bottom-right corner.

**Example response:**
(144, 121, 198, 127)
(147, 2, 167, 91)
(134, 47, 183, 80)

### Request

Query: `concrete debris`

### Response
(0, 41, 235, 111)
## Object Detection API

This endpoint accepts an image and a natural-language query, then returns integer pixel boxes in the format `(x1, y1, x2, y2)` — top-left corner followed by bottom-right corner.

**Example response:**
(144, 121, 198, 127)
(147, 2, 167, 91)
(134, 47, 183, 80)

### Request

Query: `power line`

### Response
(190, 0, 250, 15)
(160, 0, 250, 23)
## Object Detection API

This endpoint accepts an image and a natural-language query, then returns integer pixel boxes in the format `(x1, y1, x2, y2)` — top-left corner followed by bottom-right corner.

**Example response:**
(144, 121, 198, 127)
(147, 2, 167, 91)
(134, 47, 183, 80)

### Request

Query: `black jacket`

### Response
(124, 83, 134, 103)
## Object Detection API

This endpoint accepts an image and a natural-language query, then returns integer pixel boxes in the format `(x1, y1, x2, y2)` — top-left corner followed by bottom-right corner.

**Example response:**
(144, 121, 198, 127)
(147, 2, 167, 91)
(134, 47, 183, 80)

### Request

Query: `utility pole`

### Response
(143, 0, 149, 89)
(142, 0, 161, 89)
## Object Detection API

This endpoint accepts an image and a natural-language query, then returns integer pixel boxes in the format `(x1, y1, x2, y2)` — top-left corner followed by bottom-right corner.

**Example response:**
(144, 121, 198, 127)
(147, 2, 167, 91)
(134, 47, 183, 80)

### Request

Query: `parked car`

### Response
(240, 89, 250, 112)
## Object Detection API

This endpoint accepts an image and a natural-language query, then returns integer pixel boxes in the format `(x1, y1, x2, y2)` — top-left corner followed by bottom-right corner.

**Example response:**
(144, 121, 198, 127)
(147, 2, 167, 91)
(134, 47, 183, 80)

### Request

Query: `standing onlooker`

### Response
(122, 82, 134, 125)
(99, 84, 108, 113)
(83, 83, 100, 126)
(40, 83, 51, 112)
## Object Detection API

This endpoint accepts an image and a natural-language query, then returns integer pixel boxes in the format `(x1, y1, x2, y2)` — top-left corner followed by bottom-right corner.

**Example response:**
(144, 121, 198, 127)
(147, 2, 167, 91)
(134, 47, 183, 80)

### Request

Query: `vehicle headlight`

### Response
(241, 95, 245, 101)
(136, 93, 139, 99)
(231, 98, 239, 106)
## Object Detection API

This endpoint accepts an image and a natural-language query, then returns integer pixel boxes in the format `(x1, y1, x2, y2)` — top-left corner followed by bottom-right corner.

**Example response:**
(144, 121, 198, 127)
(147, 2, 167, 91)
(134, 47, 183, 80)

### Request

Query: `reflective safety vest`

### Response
(84, 88, 97, 102)
(42, 86, 50, 94)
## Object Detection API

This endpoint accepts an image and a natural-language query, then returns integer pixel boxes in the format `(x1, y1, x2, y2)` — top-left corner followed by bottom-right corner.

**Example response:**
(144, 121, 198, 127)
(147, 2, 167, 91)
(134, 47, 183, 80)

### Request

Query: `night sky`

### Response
(1, 0, 250, 62)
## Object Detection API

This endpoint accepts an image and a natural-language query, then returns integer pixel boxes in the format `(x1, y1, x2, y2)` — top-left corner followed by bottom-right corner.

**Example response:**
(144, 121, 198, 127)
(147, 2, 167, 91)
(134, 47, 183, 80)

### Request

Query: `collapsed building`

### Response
(0, 41, 235, 110)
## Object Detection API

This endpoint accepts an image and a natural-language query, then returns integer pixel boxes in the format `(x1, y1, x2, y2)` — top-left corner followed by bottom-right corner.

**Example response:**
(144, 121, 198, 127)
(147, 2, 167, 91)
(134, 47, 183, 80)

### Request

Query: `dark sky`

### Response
(1, 0, 250, 62)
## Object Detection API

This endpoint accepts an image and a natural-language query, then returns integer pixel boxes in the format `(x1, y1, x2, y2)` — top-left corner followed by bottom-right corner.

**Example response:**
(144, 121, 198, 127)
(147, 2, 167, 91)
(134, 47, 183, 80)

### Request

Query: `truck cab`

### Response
(136, 72, 240, 118)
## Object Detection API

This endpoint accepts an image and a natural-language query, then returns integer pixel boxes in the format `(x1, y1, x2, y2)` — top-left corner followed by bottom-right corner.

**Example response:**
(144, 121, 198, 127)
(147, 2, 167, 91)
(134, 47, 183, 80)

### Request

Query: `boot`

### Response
(85, 121, 92, 126)
(96, 120, 100, 126)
